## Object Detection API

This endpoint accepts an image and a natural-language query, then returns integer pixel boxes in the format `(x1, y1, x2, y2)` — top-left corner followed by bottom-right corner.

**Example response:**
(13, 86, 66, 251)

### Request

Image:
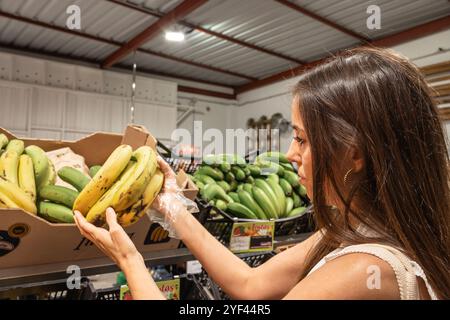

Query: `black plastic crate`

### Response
(181, 251, 276, 300)
(196, 199, 314, 245)
(0, 278, 91, 300)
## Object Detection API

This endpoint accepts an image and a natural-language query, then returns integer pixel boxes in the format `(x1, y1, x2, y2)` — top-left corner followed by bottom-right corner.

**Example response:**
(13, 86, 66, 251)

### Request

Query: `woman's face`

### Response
(286, 97, 313, 200)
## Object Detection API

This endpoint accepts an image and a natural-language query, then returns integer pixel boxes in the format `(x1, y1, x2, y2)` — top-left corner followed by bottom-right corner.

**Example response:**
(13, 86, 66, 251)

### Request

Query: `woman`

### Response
(74, 47, 450, 300)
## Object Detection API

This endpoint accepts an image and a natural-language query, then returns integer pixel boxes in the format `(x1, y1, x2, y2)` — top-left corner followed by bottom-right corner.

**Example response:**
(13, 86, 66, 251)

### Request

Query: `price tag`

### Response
(229, 221, 275, 253)
(119, 278, 180, 300)
(186, 260, 203, 275)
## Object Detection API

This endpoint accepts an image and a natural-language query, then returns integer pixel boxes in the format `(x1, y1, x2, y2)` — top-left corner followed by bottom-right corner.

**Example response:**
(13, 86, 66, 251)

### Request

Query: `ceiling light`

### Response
(165, 31, 185, 42)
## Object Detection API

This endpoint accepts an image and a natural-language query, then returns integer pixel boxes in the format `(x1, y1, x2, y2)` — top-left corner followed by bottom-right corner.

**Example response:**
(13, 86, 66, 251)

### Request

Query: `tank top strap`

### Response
(311, 243, 438, 300)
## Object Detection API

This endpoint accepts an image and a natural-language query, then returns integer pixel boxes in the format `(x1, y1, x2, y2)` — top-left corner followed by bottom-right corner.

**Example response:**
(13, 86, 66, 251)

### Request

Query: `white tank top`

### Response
(308, 227, 439, 300)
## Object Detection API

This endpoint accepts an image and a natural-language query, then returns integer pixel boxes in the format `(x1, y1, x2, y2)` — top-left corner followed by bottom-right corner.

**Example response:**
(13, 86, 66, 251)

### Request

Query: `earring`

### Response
(343, 168, 353, 185)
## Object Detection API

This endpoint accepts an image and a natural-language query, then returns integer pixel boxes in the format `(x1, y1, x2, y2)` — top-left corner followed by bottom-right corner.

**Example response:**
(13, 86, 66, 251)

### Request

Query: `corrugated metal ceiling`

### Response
(0, 0, 449, 89)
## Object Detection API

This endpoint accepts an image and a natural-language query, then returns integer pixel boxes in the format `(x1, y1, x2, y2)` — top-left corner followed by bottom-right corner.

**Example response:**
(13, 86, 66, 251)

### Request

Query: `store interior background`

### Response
(0, 11, 449, 156)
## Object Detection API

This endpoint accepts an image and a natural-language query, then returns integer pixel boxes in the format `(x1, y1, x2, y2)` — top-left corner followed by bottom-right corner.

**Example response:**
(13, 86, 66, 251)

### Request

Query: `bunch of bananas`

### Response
(0, 133, 164, 227)
(190, 152, 309, 220)
(0, 134, 56, 217)
(72, 144, 164, 227)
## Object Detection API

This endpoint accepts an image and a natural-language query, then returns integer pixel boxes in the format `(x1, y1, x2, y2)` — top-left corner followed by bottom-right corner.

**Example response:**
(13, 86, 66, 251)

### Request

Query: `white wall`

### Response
(0, 51, 178, 142)
(232, 29, 450, 153)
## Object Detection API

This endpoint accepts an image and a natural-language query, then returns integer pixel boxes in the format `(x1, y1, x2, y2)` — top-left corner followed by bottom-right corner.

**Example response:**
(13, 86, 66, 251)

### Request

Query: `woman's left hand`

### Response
(74, 208, 142, 270)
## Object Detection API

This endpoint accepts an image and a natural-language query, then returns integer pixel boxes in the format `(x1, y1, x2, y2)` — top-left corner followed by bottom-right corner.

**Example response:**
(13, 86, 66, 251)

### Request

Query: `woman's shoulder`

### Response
(285, 249, 400, 299)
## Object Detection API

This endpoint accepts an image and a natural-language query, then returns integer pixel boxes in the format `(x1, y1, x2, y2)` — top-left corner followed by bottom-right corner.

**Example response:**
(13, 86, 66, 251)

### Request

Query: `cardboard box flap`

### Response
(121, 124, 157, 151)
(176, 169, 199, 201)
(176, 169, 190, 189)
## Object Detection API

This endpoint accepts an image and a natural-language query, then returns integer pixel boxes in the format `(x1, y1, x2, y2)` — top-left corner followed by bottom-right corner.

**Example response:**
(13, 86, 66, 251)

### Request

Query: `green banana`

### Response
(58, 166, 91, 192)
(256, 151, 290, 164)
(46, 159, 56, 186)
(0, 134, 8, 150)
(6, 139, 24, 155)
(203, 154, 219, 166)
(297, 184, 308, 197)
(283, 170, 300, 188)
(267, 174, 279, 184)
(279, 178, 293, 196)
(225, 172, 235, 183)
(252, 187, 278, 219)
(195, 180, 205, 190)
(284, 197, 294, 217)
(216, 154, 246, 167)
(243, 183, 253, 194)
(247, 164, 261, 177)
(89, 165, 102, 178)
(38, 201, 74, 223)
(228, 192, 240, 203)
(219, 163, 231, 173)
(281, 162, 295, 172)
(217, 180, 231, 193)
(194, 173, 216, 185)
(254, 179, 280, 217)
(197, 166, 224, 181)
(255, 159, 284, 176)
(246, 176, 255, 184)
(238, 190, 267, 220)
(202, 183, 233, 203)
(287, 206, 307, 218)
(39, 185, 79, 208)
(267, 179, 286, 218)
(229, 180, 238, 191)
(226, 202, 257, 219)
(243, 167, 251, 177)
(215, 199, 228, 211)
(292, 192, 302, 208)
(236, 184, 244, 192)
(24, 145, 50, 189)
(231, 166, 246, 181)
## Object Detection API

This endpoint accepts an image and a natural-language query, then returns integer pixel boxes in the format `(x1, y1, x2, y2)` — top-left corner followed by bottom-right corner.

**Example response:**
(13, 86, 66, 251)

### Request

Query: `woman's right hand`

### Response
(150, 156, 188, 224)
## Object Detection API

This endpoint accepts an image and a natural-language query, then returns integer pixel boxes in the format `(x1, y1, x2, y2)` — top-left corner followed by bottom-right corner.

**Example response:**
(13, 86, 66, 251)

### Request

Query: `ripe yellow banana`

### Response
(85, 162, 136, 226)
(18, 154, 36, 202)
(111, 146, 157, 212)
(117, 168, 164, 227)
(0, 176, 37, 213)
(73, 145, 132, 215)
(0, 150, 20, 185)
(0, 191, 20, 209)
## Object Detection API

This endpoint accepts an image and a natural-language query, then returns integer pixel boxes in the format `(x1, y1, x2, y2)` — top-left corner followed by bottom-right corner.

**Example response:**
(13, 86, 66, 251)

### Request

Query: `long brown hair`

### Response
(295, 47, 450, 299)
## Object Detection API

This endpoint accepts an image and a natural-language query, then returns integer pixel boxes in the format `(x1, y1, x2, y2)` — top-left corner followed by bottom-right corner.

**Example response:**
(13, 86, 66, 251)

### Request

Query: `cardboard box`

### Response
(176, 169, 199, 200)
(0, 125, 180, 269)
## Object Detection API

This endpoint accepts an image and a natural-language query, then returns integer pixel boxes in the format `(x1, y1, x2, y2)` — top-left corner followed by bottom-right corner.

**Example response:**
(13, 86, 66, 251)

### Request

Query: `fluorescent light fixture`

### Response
(165, 31, 185, 42)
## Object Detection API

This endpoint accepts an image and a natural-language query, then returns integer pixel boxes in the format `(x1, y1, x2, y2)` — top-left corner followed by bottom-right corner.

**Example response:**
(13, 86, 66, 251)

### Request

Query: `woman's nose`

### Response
(286, 140, 301, 164)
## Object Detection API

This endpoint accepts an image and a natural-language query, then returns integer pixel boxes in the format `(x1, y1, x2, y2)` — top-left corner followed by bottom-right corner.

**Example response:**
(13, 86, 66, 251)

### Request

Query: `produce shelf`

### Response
(0, 233, 312, 299)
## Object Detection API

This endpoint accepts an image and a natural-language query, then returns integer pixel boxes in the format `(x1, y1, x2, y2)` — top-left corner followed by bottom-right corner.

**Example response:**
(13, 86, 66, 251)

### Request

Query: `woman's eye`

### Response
(293, 136, 304, 145)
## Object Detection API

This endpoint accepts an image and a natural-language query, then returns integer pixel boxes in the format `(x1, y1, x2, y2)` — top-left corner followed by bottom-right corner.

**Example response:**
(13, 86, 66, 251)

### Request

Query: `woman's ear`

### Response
(350, 147, 365, 173)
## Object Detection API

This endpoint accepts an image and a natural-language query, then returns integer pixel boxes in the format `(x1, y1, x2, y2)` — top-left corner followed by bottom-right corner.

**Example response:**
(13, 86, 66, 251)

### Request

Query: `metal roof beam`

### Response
(274, 0, 370, 42)
(107, 0, 305, 65)
(236, 15, 450, 94)
(101, 0, 209, 68)
(0, 11, 254, 82)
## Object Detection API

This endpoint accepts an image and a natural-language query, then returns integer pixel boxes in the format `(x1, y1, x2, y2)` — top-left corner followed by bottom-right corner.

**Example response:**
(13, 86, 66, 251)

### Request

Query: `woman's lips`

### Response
(299, 175, 306, 183)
